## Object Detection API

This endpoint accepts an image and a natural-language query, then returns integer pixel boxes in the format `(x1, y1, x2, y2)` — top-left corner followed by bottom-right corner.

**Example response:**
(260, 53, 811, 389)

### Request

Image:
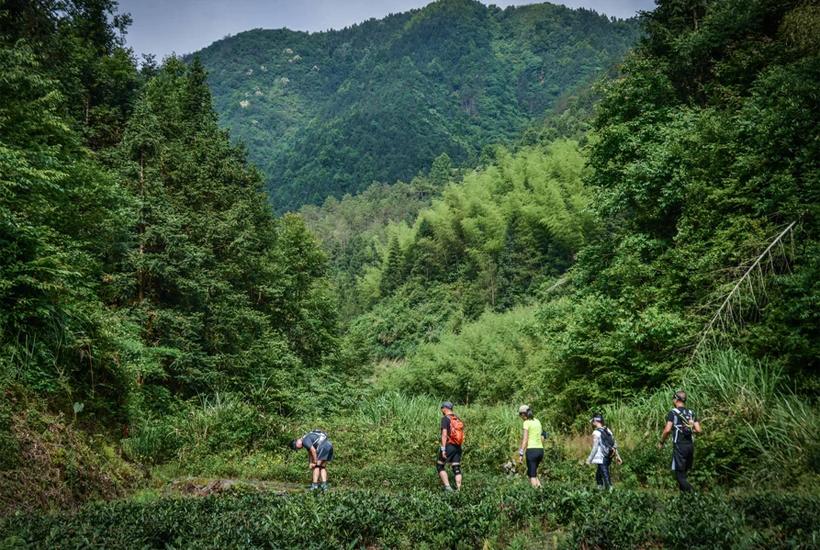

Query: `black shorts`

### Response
(672, 443, 693, 472)
(525, 448, 544, 478)
(438, 443, 462, 464)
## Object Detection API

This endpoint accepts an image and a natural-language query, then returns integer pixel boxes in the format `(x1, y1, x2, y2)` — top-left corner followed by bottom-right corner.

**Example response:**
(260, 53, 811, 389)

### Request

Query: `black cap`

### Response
(441, 401, 453, 410)
(290, 439, 299, 451)
(589, 414, 604, 424)
(673, 392, 687, 403)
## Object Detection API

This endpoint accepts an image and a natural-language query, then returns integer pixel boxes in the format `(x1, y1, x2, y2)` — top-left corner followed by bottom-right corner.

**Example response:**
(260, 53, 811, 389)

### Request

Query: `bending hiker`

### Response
(585, 414, 622, 489)
(517, 405, 546, 487)
(659, 391, 701, 492)
(437, 401, 464, 491)
(291, 429, 334, 490)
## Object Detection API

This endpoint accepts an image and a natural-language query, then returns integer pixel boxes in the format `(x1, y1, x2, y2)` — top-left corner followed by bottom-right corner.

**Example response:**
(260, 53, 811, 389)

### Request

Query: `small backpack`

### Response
(447, 414, 465, 445)
(597, 427, 616, 458)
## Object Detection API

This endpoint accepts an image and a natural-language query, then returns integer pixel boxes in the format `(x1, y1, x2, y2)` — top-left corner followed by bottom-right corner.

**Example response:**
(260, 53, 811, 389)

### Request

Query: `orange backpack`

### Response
(447, 414, 465, 445)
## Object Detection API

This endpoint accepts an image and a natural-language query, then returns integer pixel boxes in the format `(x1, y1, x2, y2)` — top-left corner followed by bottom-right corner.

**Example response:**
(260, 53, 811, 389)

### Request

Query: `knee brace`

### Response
(318, 465, 326, 470)
(436, 463, 445, 473)
(452, 464, 461, 476)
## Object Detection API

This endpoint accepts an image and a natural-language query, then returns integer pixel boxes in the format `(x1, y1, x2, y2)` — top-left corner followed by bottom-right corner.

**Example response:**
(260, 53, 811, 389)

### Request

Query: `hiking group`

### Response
(290, 392, 702, 492)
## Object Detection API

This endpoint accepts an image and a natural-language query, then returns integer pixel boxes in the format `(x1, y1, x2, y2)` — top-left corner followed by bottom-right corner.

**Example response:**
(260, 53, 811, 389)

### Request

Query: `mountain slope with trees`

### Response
(196, 0, 641, 212)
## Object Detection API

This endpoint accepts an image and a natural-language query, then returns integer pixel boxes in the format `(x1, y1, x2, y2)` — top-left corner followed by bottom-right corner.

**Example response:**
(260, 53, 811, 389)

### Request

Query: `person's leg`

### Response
(526, 450, 542, 487)
(676, 469, 693, 491)
(596, 464, 604, 488)
(318, 461, 328, 483)
(448, 444, 462, 490)
(674, 445, 694, 491)
(438, 464, 451, 488)
(601, 458, 612, 488)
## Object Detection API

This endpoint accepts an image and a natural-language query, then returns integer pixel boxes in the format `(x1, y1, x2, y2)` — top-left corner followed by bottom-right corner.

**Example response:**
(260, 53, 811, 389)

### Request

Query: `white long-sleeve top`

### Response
(587, 427, 621, 464)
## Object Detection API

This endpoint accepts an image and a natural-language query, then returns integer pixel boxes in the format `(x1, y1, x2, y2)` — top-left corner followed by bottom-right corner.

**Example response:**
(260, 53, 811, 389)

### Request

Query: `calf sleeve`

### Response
(452, 464, 461, 476)
(436, 463, 445, 473)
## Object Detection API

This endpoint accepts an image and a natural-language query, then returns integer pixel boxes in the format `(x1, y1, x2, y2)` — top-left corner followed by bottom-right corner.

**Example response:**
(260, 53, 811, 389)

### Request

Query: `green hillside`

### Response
(197, 0, 640, 212)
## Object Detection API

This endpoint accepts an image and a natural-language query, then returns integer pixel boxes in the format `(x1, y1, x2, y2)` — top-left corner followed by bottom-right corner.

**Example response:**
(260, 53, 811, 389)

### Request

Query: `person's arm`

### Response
(658, 421, 674, 450)
(693, 421, 702, 435)
(441, 428, 448, 459)
(308, 445, 318, 468)
(518, 429, 528, 463)
(586, 432, 600, 465)
(613, 434, 623, 464)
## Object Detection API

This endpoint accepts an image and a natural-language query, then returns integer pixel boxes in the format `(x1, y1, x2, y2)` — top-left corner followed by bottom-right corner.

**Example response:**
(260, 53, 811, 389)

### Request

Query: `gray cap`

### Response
(440, 401, 453, 410)
(589, 414, 604, 423)
(518, 405, 530, 414)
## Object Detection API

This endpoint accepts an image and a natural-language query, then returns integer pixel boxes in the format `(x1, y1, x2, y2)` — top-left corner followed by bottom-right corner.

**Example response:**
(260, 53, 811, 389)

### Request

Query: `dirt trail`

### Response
(168, 478, 304, 497)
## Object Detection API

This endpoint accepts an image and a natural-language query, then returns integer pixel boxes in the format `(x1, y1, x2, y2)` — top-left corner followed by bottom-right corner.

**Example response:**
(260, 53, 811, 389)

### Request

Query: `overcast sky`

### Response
(118, 0, 656, 60)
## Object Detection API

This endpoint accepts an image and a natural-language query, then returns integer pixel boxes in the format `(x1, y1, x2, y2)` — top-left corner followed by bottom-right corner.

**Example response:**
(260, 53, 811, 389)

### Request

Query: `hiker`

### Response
(517, 405, 546, 487)
(585, 413, 622, 489)
(437, 401, 464, 491)
(659, 391, 701, 492)
(291, 429, 334, 490)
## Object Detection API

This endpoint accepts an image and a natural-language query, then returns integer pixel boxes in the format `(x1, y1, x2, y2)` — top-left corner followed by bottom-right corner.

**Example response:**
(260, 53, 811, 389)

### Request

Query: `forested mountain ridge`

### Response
(196, 0, 640, 212)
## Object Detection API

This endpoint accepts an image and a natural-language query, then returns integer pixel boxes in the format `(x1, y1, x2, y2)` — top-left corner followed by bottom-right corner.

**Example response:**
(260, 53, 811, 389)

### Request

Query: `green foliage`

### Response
(381, 0, 820, 421)
(196, 0, 641, 212)
(335, 139, 595, 361)
(0, 389, 141, 514)
(2, 485, 819, 549)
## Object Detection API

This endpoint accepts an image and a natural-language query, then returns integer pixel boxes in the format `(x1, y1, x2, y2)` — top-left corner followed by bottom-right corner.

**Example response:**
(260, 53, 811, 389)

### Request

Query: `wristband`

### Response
(519, 450, 524, 456)
(440, 446, 446, 452)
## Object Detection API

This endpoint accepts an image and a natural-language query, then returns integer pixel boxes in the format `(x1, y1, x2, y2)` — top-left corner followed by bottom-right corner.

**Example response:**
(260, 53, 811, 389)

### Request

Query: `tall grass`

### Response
(602, 349, 820, 485)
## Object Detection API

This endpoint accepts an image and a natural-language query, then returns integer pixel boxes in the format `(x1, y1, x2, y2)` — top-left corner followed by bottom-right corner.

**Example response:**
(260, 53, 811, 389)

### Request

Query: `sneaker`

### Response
(321, 483, 328, 491)
(444, 485, 453, 492)
(309, 484, 319, 491)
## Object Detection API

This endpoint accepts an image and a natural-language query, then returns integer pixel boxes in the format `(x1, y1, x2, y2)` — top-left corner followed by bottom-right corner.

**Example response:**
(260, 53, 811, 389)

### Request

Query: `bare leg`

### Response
(453, 463, 462, 490)
(319, 461, 328, 483)
(438, 465, 451, 487)
(312, 465, 320, 485)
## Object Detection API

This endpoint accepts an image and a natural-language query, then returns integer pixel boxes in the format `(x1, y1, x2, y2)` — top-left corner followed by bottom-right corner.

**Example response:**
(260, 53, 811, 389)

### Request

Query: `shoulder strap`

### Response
(309, 430, 328, 448)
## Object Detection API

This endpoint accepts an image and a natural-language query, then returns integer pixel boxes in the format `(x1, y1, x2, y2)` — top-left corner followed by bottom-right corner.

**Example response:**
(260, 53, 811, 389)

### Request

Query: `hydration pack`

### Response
(674, 408, 694, 440)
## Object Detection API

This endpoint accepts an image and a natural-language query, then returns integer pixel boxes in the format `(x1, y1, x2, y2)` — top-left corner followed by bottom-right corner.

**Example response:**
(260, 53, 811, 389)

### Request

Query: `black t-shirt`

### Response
(667, 407, 697, 444)
(440, 415, 451, 438)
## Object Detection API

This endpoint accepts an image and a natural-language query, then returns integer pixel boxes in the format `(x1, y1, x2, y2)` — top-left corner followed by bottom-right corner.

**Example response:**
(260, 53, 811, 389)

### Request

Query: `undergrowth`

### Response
(1, 485, 818, 549)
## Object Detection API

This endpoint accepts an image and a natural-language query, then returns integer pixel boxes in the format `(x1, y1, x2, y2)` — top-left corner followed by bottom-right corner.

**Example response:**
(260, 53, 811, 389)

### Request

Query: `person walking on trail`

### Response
(659, 391, 701, 492)
(291, 429, 334, 491)
(437, 401, 464, 491)
(585, 414, 622, 489)
(517, 405, 546, 487)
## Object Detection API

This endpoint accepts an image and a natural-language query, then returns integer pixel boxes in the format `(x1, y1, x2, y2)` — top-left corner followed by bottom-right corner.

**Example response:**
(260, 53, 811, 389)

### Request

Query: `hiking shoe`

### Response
(321, 483, 328, 491)
(444, 485, 453, 492)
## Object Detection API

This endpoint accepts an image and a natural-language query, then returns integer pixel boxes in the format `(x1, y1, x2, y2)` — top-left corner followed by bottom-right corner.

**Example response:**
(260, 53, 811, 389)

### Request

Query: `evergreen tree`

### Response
(380, 237, 404, 296)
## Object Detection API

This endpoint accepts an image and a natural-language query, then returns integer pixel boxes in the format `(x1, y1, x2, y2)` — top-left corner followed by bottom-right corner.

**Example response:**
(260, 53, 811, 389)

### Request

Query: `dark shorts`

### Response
(437, 443, 462, 464)
(316, 443, 334, 462)
(672, 443, 693, 471)
(525, 448, 544, 478)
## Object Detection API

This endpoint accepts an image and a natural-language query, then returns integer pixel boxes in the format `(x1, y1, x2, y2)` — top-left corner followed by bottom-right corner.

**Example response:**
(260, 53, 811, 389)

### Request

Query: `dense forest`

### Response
(197, 0, 641, 212)
(2, 0, 820, 547)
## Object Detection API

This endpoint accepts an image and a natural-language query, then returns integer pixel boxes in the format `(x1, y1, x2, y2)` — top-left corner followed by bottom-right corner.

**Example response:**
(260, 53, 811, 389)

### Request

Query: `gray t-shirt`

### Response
(302, 430, 329, 450)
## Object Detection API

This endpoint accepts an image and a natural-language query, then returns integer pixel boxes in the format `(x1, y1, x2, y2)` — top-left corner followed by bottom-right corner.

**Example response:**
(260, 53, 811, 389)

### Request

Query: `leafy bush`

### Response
(2, 485, 818, 549)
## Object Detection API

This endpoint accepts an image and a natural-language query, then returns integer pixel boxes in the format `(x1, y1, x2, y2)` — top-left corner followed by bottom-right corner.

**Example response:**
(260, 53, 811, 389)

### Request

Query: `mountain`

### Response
(196, 0, 640, 212)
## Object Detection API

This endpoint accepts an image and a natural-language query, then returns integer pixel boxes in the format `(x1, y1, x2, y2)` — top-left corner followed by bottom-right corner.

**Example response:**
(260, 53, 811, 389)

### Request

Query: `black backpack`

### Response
(597, 427, 616, 458)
